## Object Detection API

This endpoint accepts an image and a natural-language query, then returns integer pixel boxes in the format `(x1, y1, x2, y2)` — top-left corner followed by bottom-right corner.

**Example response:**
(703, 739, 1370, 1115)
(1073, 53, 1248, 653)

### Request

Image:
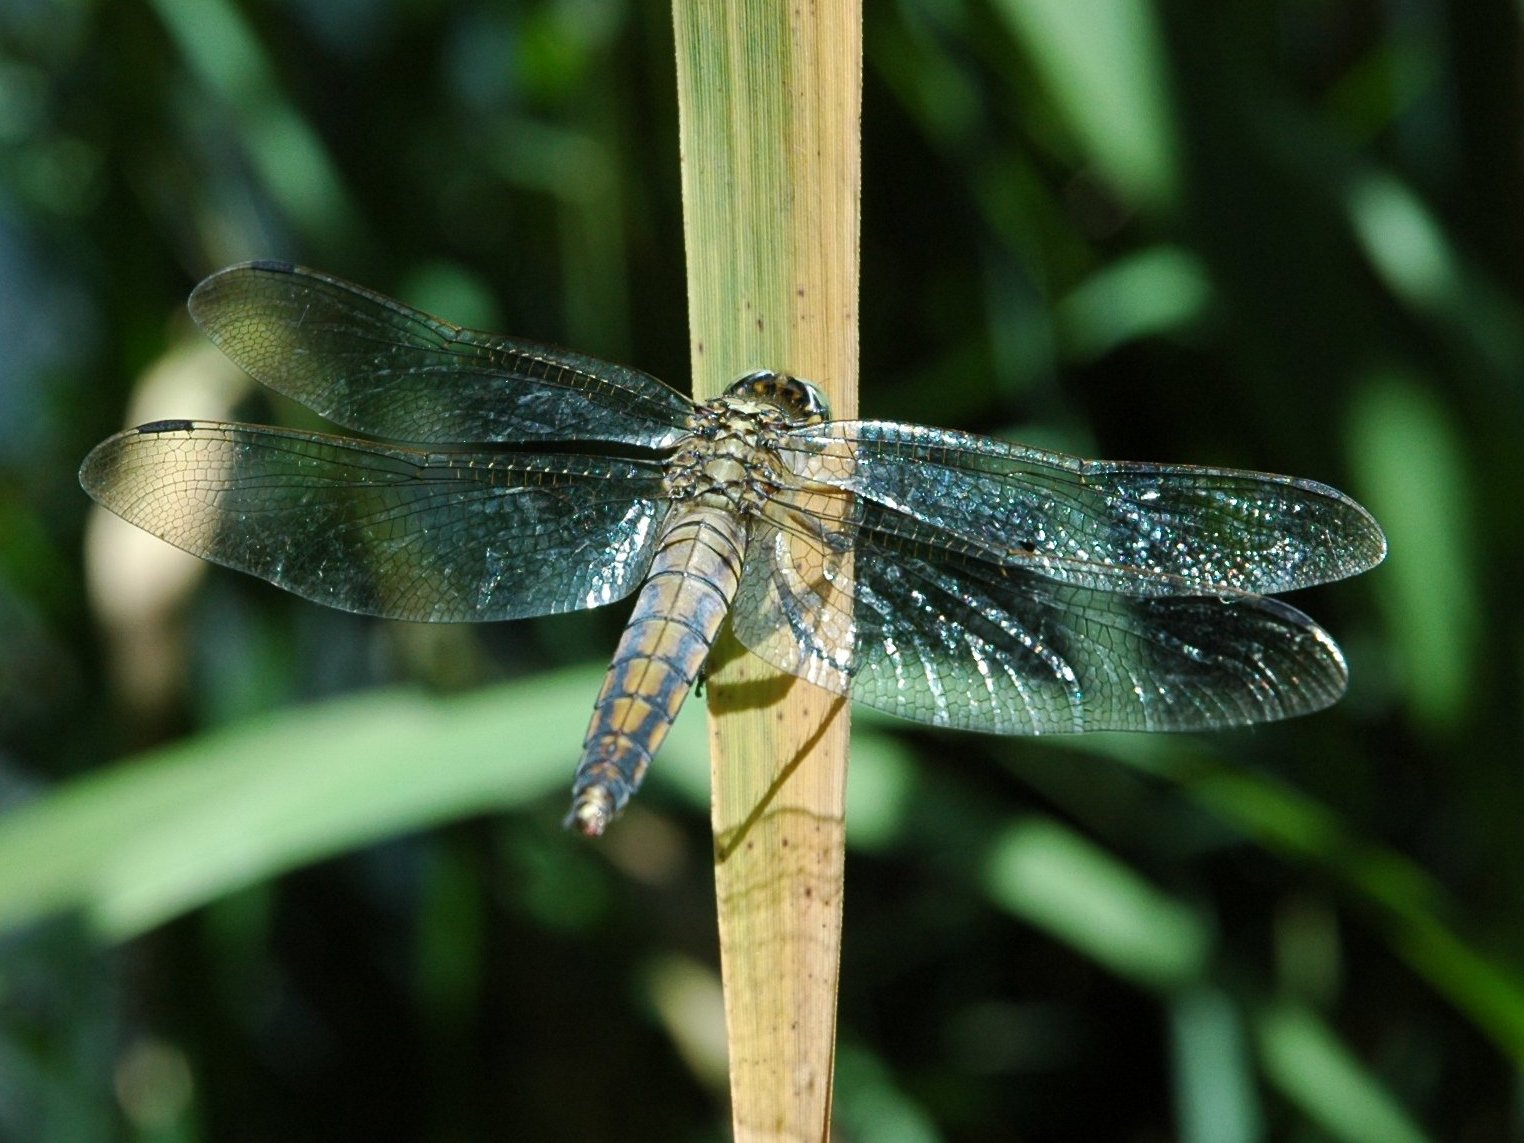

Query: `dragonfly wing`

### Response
(731, 504, 1350, 734)
(188, 262, 695, 447)
(782, 421, 1386, 596)
(81, 420, 669, 622)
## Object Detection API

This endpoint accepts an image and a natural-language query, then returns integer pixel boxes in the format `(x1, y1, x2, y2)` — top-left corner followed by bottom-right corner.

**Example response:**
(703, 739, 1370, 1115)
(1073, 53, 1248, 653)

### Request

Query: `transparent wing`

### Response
(729, 420, 1384, 734)
(81, 420, 670, 622)
(188, 262, 695, 447)
(730, 505, 1350, 735)
(780, 421, 1387, 596)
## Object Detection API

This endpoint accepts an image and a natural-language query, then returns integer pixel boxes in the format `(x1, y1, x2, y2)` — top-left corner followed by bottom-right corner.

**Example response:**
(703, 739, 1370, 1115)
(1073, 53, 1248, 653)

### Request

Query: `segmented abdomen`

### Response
(568, 504, 746, 836)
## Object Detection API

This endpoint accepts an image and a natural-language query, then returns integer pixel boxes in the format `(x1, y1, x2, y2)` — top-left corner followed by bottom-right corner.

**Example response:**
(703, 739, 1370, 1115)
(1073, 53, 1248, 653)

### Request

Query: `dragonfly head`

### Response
(723, 370, 831, 425)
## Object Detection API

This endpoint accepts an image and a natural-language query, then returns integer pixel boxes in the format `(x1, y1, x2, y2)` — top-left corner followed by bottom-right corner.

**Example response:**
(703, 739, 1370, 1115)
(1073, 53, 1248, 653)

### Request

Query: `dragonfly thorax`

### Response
(662, 376, 822, 513)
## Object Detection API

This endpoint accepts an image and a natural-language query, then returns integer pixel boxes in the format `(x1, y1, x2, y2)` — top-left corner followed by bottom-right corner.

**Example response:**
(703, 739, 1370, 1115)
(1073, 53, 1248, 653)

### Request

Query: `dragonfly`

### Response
(81, 262, 1386, 836)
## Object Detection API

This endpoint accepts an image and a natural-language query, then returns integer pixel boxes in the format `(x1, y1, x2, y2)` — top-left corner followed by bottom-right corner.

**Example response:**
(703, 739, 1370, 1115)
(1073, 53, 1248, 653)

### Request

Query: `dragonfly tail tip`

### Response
(566, 789, 615, 838)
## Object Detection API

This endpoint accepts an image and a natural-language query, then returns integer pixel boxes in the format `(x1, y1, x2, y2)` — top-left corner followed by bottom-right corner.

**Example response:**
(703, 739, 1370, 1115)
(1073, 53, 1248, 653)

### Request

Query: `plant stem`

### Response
(671, 1, 861, 1137)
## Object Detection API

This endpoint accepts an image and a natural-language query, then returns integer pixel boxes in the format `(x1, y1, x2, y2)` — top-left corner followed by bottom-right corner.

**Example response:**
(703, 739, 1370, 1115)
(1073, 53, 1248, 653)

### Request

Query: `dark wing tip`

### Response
(78, 432, 127, 497)
(245, 259, 297, 274)
(188, 261, 300, 326)
(1257, 593, 1351, 693)
(198, 259, 297, 280)
(80, 421, 200, 499)
(1355, 500, 1389, 570)
(1314, 486, 1388, 583)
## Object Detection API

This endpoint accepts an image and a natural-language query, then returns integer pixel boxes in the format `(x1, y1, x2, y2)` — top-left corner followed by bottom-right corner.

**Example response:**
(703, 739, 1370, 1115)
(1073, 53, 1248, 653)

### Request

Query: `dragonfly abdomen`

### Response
(568, 505, 747, 836)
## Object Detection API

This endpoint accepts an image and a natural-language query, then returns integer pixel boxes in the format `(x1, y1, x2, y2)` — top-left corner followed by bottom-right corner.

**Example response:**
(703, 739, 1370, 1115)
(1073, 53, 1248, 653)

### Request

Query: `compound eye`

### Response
(786, 379, 831, 423)
(722, 369, 784, 399)
(720, 370, 832, 423)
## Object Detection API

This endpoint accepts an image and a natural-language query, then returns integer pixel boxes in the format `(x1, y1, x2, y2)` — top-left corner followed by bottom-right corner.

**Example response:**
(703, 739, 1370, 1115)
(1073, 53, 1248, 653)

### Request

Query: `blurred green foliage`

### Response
(0, 0, 1519, 1139)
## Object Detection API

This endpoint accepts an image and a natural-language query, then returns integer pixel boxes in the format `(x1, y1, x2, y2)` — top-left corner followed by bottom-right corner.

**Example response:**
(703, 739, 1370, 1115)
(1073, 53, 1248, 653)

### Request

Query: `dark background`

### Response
(1, 1, 1517, 1139)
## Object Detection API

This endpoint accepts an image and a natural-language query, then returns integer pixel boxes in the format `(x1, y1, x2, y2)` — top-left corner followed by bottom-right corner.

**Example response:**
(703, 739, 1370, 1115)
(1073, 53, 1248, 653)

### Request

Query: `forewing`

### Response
(782, 421, 1386, 596)
(81, 420, 669, 622)
(188, 262, 694, 447)
(731, 505, 1350, 735)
